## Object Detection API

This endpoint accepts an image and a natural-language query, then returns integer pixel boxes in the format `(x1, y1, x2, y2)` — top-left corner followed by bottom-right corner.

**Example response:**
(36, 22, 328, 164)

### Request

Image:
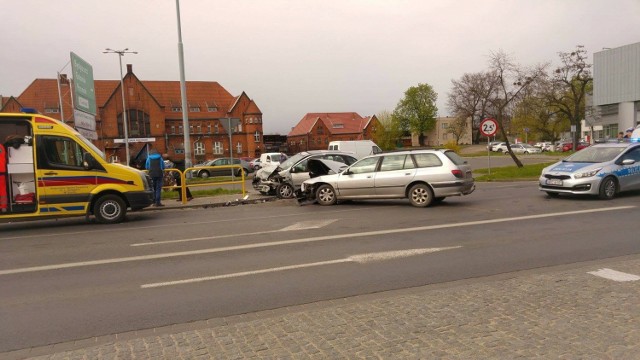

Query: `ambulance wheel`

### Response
(94, 194, 126, 224)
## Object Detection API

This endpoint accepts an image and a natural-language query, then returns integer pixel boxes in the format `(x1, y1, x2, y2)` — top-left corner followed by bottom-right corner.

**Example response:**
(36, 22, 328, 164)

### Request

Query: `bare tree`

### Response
(545, 46, 593, 150)
(447, 72, 499, 143)
(447, 114, 470, 145)
(484, 51, 547, 167)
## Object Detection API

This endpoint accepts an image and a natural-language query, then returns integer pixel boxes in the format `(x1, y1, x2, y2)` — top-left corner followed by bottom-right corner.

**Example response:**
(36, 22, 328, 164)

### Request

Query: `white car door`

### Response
(374, 154, 416, 197)
(335, 157, 379, 198)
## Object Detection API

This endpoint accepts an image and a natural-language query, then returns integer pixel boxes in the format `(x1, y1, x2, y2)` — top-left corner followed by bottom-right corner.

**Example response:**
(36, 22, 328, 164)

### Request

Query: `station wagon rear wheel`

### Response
(316, 184, 337, 206)
(409, 183, 433, 208)
(598, 177, 617, 200)
(94, 194, 126, 224)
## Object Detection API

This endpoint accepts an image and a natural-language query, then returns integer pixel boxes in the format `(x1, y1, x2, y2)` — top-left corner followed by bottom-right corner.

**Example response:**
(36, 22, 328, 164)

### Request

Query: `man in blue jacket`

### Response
(145, 148, 165, 207)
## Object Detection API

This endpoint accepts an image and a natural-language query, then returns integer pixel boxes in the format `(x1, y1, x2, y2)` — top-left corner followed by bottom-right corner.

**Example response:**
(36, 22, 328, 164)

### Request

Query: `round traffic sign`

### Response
(480, 118, 498, 137)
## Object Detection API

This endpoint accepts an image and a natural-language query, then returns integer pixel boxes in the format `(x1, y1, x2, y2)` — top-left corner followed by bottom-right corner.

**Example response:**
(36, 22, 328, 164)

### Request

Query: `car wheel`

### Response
(236, 168, 247, 177)
(409, 183, 434, 208)
(598, 177, 617, 200)
(546, 192, 560, 198)
(199, 170, 210, 178)
(93, 194, 126, 224)
(276, 183, 294, 199)
(316, 184, 337, 205)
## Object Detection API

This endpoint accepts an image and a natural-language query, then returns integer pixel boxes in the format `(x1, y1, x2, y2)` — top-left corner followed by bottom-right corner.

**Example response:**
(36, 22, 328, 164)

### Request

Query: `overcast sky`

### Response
(1, 0, 639, 134)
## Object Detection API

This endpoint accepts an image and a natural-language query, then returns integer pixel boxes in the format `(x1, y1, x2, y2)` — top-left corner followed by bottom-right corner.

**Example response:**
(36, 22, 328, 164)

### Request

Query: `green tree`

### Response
(373, 110, 402, 150)
(447, 114, 470, 145)
(393, 83, 438, 146)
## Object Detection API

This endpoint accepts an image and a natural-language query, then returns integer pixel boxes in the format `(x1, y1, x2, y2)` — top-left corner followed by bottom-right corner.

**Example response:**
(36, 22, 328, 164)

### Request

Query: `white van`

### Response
(328, 140, 382, 159)
(259, 152, 286, 168)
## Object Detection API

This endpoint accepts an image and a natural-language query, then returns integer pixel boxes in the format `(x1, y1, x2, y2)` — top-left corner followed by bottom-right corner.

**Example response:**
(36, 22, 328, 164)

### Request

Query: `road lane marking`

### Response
(0, 206, 633, 276)
(131, 219, 339, 246)
(588, 268, 640, 282)
(0, 208, 369, 241)
(141, 247, 461, 288)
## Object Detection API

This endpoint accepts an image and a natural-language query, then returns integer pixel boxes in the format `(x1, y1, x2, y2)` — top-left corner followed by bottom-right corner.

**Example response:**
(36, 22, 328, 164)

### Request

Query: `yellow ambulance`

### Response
(0, 111, 153, 224)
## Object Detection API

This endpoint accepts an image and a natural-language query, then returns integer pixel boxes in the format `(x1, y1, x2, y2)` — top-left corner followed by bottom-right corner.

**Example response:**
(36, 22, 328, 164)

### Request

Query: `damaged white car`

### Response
(252, 150, 357, 198)
(296, 149, 475, 207)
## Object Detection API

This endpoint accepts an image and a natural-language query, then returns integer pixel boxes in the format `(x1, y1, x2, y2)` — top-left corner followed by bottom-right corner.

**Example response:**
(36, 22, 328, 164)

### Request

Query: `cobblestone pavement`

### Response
(5, 254, 639, 359)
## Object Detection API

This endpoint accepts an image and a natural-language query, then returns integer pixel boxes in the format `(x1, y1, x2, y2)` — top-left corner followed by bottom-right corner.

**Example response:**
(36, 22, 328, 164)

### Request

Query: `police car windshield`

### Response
(564, 146, 625, 163)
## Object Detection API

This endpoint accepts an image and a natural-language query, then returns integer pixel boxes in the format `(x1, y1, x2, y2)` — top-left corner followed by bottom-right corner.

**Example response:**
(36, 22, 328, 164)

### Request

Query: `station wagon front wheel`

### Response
(316, 184, 337, 206)
(409, 183, 433, 208)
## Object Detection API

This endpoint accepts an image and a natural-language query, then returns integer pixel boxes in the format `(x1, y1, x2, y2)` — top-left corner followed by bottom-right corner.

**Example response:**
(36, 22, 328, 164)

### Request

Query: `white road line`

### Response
(0, 207, 368, 241)
(131, 219, 339, 246)
(141, 247, 461, 288)
(588, 268, 640, 282)
(0, 206, 633, 276)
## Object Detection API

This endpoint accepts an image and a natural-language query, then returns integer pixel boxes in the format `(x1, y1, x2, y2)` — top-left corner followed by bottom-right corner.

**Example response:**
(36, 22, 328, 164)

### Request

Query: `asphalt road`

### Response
(1, 181, 639, 352)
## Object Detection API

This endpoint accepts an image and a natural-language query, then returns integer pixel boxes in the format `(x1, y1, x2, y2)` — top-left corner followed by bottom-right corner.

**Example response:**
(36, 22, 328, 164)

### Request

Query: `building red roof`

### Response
(288, 112, 370, 136)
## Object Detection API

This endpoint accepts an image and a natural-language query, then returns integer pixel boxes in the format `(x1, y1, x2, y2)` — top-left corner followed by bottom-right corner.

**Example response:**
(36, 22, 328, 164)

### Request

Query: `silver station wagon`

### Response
(296, 149, 475, 207)
(539, 142, 640, 199)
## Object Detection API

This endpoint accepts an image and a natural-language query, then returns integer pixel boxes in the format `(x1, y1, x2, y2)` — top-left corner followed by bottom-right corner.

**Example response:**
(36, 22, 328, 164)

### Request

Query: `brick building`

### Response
(287, 112, 379, 154)
(0, 64, 264, 167)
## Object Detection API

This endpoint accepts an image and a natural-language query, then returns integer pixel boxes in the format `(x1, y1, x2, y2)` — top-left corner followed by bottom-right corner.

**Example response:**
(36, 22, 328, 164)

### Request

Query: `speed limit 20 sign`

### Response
(480, 118, 498, 137)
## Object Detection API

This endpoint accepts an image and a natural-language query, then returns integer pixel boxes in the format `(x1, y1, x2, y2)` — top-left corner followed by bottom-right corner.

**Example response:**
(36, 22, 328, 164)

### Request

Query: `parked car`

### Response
(249, 158, 262, 170)
(539, 142, 640, 199)
(296, 149, 475, 207)
(191, 158, 252, 178)
(505, 143, 542, 154)
(253, 150, 358, 198)
(534, 142, 554, 152)
(491, 142, 506, 152)
(487, 141, 503, 151)
(560, 142, 590, 152)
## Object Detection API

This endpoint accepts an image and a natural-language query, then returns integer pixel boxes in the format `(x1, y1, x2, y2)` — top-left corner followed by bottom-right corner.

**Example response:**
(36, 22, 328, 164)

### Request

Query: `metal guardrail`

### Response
(173, 165, 246, 204)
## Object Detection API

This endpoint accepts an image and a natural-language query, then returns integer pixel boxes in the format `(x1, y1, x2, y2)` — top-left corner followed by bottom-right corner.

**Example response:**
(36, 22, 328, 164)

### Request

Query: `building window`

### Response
(175, 149, 184, 154)
(214, 142, 223, 154)
(215, 123, 219, 134)
(254, 131, 261, 142)
(172, 107, 182, 112)
(207, 106, 217, 112)
(442, 123, 449, 129)
(194, 142, 205, 156)
(117, 109, 150, 138)
(197, 125, 202, 133)
(332, 123, 344, 129)
(207, 124, 212, 134)
(179, 125, 183, 134)
(171, 125, 176, 134)
(45, 107, 60, 113)
(236, 142, 242, 154)
(189, 106, 200, 112)
(317, 127, 324, 134)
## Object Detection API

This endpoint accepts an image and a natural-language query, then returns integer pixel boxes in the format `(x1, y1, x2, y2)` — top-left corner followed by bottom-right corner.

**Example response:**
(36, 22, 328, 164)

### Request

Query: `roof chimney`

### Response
(126, 64, 133, 74)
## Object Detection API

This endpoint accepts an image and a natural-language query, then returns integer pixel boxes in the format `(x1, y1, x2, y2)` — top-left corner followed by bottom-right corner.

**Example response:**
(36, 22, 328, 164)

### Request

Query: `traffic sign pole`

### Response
(480, 118, 498, 176)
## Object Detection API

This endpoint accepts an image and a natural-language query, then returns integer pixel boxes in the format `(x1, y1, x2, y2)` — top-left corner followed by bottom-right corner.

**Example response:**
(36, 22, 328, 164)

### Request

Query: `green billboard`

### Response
(70, 52, 96, 115)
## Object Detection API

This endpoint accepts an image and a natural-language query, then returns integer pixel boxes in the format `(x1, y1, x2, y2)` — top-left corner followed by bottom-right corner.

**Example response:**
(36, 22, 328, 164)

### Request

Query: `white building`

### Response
(584, 42, 640, 141)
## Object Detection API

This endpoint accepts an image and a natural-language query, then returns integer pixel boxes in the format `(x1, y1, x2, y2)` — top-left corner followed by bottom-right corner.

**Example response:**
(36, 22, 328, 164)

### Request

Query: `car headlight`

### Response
(574, 168, 602, 179)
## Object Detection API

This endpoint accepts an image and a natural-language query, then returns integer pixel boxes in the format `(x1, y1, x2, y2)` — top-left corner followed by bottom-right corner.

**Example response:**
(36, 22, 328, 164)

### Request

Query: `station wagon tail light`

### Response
(451, 169, 464, 178)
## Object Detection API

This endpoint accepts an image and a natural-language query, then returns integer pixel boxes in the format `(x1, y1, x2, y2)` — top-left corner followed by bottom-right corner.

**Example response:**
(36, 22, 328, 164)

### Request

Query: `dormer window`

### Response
(332, 123, 344, 129)
(207, 106, 217, 112)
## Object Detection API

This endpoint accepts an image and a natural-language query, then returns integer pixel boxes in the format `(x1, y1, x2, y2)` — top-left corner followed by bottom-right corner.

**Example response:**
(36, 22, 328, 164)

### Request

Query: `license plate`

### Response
(546, 179, 562, 186)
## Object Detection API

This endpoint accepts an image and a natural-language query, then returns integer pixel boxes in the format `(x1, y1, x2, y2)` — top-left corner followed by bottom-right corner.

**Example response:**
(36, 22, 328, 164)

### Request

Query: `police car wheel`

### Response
(94, 194, 126, 224)
(598, 177, 617, 200)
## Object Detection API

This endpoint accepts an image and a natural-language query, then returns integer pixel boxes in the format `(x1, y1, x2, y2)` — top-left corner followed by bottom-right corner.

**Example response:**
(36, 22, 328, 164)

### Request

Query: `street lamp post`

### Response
(103, 48, 137, 166)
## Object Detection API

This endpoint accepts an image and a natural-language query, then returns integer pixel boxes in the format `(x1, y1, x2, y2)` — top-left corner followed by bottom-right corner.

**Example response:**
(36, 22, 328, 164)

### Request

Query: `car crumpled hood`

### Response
(307, 158, 346, 177)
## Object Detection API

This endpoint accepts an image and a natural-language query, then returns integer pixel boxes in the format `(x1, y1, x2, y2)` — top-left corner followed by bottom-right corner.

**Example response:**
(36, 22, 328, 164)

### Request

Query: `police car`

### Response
(539, 135, 640, 199)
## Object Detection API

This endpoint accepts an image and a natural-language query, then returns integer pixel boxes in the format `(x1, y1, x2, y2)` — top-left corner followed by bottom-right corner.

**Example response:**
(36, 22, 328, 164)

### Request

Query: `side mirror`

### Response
(621, 159, 636, 166)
